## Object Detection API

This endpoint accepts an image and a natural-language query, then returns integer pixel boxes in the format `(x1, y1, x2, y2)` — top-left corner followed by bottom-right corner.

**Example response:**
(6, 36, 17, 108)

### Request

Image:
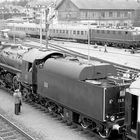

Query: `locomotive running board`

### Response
(0, 63, 21, 74)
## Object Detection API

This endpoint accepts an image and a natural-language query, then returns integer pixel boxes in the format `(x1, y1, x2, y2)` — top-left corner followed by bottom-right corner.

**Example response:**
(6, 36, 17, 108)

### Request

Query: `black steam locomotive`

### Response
(0, 43, 130, 138)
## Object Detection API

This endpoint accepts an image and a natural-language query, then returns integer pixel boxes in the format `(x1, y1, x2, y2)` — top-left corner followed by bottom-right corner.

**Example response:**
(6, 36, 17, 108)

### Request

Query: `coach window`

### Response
(118, 31, 121, 34)
(107, 30, 110, 34)
(125, 31, 128, 35)
(97, 30, 100, 33)
(63, 30, 65, 33)
(66, 30, 68, 34)
(73, 30, 76, 34)
(113, 31, 115, 34)
(81, 31, 84, 35)
(102, 30, 104, 34)
(77, 31, 80, 35)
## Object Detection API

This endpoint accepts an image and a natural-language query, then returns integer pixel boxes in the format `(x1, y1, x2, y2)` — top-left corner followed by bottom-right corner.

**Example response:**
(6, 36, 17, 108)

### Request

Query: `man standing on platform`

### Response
(13, 89, 22, 115)
(104, 44, 108, 52)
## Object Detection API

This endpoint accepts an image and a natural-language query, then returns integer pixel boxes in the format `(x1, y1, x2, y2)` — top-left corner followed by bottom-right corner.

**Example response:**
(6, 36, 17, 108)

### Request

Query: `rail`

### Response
(0, 114, 35, 140)
(25, 38, 140, 77)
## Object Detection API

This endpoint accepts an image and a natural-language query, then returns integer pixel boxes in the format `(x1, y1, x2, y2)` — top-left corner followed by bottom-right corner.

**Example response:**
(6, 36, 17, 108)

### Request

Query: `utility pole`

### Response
(88, 22, 90, 63)
(40, 9, 43, 47)
(13, 23, 16, 44)
(45, 8, 49, 49)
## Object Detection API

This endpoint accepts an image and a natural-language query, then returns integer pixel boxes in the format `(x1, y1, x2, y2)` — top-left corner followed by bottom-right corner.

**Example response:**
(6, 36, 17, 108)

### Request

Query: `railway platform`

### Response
(0, 89, 100, 140)
(24, 40, 140, 70)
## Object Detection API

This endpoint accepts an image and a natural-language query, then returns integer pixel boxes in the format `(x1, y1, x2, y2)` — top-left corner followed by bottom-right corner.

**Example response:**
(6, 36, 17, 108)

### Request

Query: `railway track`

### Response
(0, 114, 35, 140)
(2, 37, 140, 76)
(24, 38, 140, 77)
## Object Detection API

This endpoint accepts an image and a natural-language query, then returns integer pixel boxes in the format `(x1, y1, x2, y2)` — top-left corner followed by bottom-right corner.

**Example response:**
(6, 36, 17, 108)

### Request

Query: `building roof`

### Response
(27, 0, 55, 8)
(56, 0, 140, 10)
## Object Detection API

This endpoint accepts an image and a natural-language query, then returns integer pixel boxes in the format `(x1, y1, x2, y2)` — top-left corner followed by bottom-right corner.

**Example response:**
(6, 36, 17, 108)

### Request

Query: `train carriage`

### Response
(125, 78, 140, 140)
(5, 22, 140, 49)
(50, 24, 88, 42)
(89, 27, 140, 48)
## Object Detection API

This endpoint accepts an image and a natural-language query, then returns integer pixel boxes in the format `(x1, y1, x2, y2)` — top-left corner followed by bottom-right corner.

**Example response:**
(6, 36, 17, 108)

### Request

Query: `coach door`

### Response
(137, 96, 140, 140)
(131, 95, 138, 131)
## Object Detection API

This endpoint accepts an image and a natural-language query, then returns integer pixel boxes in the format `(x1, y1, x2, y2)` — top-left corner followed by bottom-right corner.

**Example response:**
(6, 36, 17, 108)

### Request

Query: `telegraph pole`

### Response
(88, 22, 90, 63)
(40, 9, 43, 47)
(45, 8, 49, 49)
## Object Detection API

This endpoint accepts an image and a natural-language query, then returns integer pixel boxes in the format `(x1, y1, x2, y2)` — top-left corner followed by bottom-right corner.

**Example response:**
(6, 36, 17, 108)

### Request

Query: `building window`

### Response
(73, 30, 76, 34)
(85, 12, 87, 19)
(109, 11, 113, 17)
(117, 23, 120, 26)
(101, 12, 105, 18)
(93, 12, 94, 18)
(124, 11, 128, 17)
(117, 11, 120, 17)
(81, 31, 84, 35)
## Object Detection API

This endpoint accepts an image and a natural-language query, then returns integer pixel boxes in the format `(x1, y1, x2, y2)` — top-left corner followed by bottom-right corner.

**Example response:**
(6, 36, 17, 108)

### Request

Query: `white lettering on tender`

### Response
(44, 82, 48, 88)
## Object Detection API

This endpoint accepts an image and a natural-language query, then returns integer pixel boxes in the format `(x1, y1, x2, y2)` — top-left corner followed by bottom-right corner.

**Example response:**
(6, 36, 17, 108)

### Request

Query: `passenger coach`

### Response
(5, 22, 140, 48)
(125, 79, 140, 140)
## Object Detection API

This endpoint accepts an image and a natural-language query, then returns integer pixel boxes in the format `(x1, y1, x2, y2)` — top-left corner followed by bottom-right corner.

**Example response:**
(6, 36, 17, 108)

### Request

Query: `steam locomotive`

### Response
(6, 22, 140, 48)
(0, 43, 130, 138)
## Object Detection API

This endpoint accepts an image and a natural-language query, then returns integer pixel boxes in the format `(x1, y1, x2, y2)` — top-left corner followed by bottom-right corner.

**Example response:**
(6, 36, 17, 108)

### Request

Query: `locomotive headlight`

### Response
(110, 116, 115, 122)
(120, 90, 125, 97)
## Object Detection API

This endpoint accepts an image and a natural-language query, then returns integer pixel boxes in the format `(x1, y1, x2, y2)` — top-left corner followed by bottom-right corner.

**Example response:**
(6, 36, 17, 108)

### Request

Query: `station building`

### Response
(55, 0, 140, 26)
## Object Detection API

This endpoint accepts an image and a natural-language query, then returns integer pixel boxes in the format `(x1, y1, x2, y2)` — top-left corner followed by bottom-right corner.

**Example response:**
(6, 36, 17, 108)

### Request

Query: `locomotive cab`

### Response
(21, 48, 63, 94)
(125, 78, 140, 140)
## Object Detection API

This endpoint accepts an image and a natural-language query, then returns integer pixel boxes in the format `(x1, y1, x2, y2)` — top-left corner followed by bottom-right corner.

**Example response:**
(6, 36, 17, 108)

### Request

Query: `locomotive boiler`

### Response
(0, 44, 30, 89)
(0, 44, 130, 138)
